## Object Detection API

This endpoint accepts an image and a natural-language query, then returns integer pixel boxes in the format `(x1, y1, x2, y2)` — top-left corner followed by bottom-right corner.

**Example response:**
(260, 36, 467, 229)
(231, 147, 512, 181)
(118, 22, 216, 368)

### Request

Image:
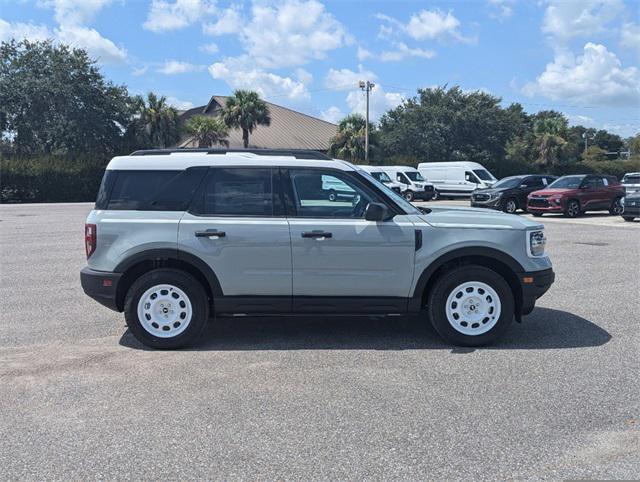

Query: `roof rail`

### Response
(129, 148, 332, 160)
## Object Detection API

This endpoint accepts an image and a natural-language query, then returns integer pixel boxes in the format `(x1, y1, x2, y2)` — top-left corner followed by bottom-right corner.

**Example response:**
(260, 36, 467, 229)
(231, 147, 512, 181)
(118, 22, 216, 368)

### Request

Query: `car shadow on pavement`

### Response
(119, 307, 611, 352)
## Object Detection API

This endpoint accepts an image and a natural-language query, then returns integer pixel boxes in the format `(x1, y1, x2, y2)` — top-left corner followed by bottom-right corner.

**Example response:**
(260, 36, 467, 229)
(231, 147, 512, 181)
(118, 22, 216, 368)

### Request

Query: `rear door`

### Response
(519, 176, 545, 207)
(284, 168, 416, 313)
(178, 167, 292, 305)
(578, 176, 601, 210)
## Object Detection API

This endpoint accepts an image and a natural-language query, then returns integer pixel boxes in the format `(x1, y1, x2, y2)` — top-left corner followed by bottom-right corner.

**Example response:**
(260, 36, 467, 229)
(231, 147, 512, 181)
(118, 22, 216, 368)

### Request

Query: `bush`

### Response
(1, 156, 106, 203)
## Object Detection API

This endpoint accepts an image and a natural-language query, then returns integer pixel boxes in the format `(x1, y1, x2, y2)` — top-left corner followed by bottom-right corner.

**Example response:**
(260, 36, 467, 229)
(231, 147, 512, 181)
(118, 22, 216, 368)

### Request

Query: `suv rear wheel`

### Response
(503, 198, 518, 214)
(427, 265, 514, 346)
(124, 268, 209, 349)
(609, 197, 623, 215)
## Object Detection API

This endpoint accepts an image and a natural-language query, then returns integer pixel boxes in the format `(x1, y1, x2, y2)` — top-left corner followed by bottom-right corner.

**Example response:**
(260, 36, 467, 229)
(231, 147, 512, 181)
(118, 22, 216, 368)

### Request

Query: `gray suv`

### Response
(81, 149, 554, 349)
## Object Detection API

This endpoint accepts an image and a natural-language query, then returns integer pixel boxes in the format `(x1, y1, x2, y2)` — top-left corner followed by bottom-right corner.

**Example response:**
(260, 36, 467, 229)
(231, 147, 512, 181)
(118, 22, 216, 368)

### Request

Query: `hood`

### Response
(418, 205, 543, 230)
(473, 187, 505, 195)
(529, 188, 575, 197)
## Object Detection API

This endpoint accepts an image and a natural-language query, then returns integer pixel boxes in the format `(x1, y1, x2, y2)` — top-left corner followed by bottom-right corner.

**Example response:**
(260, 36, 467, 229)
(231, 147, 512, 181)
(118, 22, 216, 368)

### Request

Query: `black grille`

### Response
(424, 185, 434, 193)
(473, 193, 490, 201)
(528, 198, 549, 208)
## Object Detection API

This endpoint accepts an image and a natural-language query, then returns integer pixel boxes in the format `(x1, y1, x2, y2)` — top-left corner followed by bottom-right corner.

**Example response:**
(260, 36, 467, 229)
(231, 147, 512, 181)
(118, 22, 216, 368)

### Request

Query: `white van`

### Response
(359, 166, 404, 194)
(418, 161, 497, 198)
(377, 166, 435, 201)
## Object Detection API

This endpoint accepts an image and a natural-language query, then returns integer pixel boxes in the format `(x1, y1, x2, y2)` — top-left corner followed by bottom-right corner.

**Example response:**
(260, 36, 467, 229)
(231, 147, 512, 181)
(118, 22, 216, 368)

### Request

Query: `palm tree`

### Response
(184, 115, 229, 148)
(221, 90, 271, 148)
(533, 117, 567, 168)
(135, 92, 181, 148)
(328, 114, 368, 162)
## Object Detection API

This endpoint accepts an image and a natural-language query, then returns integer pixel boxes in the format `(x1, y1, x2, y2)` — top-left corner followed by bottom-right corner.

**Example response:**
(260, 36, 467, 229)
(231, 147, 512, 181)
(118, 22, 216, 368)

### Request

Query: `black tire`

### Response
(532, 212, 543, 217)
(432, 189, 440, 200)
(124, 268, 209, 349)
(404, 191, 414, 202)
(328, 189, 337, 202)
(609, 197, 623, 215)
(503, 197, 518, 214)
(427, 265, 514, 347)
(623, 216, 635, 222)
(564, 199, 581, 218)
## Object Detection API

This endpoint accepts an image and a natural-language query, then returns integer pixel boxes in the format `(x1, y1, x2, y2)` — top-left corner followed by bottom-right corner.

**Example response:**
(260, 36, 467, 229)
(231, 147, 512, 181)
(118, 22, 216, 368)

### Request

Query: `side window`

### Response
(106, 169, 204, 211)
(396, 173, 408, 184)
(196, 168, 276, 216)
(583, 177, 598, 189)
(529, 177, 545, 187)
(465, 171, 477, 183)
(288, 169, 373, 218)
(602, 177, 609, 186)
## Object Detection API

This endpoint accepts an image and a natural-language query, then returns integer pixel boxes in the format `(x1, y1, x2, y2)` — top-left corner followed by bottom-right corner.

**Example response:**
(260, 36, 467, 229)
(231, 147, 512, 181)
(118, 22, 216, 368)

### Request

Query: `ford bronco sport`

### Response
(81, 149, 554, 349)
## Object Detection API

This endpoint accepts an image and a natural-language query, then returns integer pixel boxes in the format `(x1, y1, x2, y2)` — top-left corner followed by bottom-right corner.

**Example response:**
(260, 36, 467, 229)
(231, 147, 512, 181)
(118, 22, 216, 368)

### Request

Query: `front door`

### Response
(178, 167, 292, 310)
(284, 168, 416, 313)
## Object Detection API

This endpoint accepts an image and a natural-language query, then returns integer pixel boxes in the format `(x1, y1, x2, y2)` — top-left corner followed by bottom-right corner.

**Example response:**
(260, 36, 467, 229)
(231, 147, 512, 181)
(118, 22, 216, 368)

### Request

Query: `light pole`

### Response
(359, 80, 375, 163)
(582, 131, 595, 151)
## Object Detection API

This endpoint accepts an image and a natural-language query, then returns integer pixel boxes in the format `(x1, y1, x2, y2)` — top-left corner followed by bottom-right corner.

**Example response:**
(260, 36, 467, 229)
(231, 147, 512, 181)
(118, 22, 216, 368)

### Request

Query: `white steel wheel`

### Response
(137, 284, 193, 338)
(445, 281, 502, 336)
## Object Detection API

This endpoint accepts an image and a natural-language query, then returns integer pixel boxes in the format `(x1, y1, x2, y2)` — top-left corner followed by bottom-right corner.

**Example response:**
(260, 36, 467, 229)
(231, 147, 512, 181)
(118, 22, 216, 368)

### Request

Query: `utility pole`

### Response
(359, 80, 375, 163)
(582, 131, 595, 151)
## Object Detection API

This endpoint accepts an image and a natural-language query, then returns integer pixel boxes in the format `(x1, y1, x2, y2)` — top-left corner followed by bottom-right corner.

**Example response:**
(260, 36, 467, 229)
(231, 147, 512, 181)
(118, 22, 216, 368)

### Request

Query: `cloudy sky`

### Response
(1, 0, 639, 136)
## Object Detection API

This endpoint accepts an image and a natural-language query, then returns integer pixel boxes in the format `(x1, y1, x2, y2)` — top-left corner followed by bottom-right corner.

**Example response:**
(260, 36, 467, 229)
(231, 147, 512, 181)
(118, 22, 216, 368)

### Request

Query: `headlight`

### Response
(492, 192, 503, 199)
(528, 230, 546, 257)
(621, 197, 625, 206)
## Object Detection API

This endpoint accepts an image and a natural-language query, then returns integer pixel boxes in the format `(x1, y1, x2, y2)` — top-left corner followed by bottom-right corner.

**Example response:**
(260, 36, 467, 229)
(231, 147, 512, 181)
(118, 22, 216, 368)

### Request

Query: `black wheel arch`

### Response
(114, 249, 222, 311)
(410, 247, 525, 317)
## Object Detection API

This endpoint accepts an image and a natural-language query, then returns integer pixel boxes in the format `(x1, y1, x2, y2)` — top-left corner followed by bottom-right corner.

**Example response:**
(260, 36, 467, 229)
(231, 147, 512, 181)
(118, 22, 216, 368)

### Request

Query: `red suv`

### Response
(527, 174, 625, 218)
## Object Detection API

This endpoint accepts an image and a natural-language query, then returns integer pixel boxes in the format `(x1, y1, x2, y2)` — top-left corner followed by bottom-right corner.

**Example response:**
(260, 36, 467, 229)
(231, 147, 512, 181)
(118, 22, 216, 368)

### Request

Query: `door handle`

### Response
(301, 230, 333, 239)
(195, 229, 226, 238)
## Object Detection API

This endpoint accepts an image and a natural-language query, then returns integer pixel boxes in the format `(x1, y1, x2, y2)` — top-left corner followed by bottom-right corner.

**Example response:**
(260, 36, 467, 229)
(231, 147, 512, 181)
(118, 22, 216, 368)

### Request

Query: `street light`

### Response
(359, 80, 375, 163)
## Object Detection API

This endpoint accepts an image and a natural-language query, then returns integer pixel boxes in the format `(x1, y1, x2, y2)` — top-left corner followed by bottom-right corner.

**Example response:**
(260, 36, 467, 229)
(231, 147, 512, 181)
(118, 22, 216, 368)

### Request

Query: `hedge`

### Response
(1, 156, 107, 203)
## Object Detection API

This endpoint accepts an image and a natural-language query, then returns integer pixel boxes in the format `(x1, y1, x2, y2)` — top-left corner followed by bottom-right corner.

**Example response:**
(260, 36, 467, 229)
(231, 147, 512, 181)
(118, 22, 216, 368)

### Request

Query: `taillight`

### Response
(85, 223, 97, 258)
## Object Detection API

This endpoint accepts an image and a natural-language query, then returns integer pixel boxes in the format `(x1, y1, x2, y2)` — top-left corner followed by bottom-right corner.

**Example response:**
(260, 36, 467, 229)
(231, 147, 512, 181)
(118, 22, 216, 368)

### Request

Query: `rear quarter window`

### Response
(99, 168, 206, 211)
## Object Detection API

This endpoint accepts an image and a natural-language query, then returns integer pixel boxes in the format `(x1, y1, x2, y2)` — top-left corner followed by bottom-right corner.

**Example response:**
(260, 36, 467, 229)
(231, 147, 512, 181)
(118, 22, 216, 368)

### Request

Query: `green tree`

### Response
(185, 115, 229, 147)
(582, 146, 608, 162)
(328, 114, 369, 163)
(0, 40, 134, 156)
(532, 113, 568, 168)
(129, 92, 181, 149)
(221, 90, 271, 148)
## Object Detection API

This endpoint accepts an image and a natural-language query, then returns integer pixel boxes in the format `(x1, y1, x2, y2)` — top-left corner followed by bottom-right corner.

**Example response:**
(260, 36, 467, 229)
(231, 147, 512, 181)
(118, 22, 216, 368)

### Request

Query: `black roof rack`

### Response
(129, 148, 332, 160)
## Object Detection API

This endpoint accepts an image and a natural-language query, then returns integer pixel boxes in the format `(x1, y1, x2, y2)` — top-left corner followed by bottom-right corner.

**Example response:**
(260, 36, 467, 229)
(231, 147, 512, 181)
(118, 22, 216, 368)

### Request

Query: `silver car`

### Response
(81, 149, 554, 349)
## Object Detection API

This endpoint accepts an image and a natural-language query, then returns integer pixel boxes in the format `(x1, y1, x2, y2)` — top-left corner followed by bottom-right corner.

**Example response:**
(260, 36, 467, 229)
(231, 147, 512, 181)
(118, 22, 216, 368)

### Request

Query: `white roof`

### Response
(107, 152, 354, 171)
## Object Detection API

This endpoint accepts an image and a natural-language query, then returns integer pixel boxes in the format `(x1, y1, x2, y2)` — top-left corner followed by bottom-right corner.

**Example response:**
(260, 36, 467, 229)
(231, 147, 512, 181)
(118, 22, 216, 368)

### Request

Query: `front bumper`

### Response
(413, 187, 435, 201)
(518, 268, 555, 319)
(526, 203, 564, 214)
(471, 198, 502, 210)
(80, 267, 123, 312)
(622, 205, 640, 217)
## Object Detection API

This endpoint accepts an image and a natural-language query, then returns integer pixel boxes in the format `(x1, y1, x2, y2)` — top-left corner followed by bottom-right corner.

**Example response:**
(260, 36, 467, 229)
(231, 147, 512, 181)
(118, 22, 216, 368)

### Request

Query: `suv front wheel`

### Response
(124, 268, 209, 349)
(427, 265, 514, 346)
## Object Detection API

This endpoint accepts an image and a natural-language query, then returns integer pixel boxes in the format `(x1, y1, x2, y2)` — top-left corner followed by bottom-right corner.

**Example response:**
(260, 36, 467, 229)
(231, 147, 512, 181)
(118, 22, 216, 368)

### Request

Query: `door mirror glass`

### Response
(364, 202, 390, 221)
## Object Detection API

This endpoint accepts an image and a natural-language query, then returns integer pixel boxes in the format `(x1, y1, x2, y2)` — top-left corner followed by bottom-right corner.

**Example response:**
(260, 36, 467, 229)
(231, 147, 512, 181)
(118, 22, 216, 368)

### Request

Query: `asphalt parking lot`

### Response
(1, 202, 638, 479)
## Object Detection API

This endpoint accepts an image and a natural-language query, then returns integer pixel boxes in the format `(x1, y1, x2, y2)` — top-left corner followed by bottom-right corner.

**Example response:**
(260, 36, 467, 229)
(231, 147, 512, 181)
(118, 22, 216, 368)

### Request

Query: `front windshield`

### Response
(355, 169, 421, 214)
(371, 171, 392, 183)
(473, 169, 495, 181)
(548, 175, 585, 189)
(492, 176, 523, 189)
(622, 174, 640, 184)
(405, 171, 424, 182)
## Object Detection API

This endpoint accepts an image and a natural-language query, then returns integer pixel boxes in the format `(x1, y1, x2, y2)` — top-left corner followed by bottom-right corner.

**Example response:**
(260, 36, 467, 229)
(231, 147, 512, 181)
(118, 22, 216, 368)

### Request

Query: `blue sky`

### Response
(1, 0, 639, 136)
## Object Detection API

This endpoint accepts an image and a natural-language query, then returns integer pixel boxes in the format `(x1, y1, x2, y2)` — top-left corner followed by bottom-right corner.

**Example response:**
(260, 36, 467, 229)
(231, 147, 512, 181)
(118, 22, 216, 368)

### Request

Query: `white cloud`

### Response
(321, 106, 344, 124)
(523, 42, 640, 107)
(621, 22, 640, 51)
(209, 56, 310, 100)
(377, 9, 474, 44)
(9, 0, 127, 64)
(346, 84, 404, 121)
(199, 42, 219, 54)
(325, 66, 377, 91)
(487, 0, 514, 20)
(542, 0, 624, 41)
(132, 65, 149, 76)
(38, 0, 113, 26)
(237, 0, 352, 68)
(357, 46, 373, 61)
(158, 60, 206, 74)
(380, 42, 435, 62)
(166, 96, 195, 110)
(144, 0, 216, 32)
(295, 68, 313, 85)
(0, 19, 52, 41)
(202, 6, 243, 35)
(55, 24, 127, 63)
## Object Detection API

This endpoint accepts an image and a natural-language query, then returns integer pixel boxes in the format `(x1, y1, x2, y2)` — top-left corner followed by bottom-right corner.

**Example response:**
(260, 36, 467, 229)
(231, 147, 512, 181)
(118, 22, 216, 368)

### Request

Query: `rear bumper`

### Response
(80, 267, 122, 312)
(518, 268, 555, 318)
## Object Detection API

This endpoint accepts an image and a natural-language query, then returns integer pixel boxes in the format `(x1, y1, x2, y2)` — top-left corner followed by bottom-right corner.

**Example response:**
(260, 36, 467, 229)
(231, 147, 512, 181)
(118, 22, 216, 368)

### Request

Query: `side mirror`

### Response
(365, 202, 390, 221)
